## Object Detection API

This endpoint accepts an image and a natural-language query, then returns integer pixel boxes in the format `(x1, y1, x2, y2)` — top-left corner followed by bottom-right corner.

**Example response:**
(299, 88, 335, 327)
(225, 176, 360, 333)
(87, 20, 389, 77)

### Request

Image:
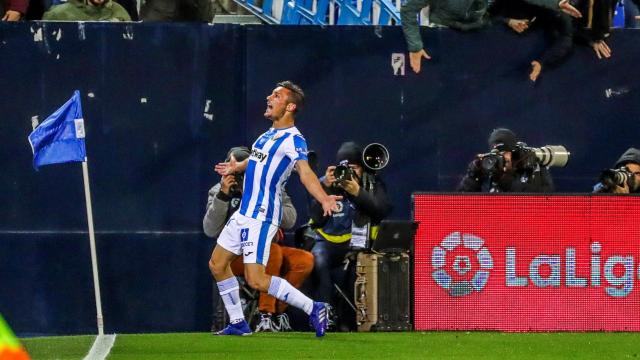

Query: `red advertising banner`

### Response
(413, 194, 640, 331)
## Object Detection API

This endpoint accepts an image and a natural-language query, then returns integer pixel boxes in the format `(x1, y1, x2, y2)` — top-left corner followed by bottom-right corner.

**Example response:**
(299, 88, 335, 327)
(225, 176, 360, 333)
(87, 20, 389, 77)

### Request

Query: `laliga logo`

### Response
(432, 232, 493, 297)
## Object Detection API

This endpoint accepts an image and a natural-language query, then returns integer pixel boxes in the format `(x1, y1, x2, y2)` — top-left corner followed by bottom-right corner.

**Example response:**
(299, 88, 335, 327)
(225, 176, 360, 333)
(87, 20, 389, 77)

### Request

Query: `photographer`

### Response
(203, 146, 314, 332)
(309, 141, 392, 330)
(457, 128, 555, 193)
(593, 148, 640, 194)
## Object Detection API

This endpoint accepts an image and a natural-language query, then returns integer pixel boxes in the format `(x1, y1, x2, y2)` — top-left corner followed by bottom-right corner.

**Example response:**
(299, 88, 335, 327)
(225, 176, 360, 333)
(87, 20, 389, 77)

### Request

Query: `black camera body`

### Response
(600, 167, 636, 190)
(230, 173, 244, 194)
(479, 143, 570, 176)
(480, 150, 506, 174)
(334, 163, 356, 182)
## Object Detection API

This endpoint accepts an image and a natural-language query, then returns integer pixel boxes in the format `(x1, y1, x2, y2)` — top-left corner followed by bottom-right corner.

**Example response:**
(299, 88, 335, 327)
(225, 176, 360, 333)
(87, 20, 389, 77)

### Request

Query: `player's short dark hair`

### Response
(277, 81, 305, 114)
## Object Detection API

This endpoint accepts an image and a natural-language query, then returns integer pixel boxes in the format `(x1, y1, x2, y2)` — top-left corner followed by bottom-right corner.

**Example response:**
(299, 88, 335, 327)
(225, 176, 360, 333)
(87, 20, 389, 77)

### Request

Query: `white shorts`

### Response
(217, 212, 278, 265)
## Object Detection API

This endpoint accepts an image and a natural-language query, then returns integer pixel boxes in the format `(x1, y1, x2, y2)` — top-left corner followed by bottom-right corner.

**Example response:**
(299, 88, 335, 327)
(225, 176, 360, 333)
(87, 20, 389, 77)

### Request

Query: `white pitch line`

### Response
(83, 334, 116, 360)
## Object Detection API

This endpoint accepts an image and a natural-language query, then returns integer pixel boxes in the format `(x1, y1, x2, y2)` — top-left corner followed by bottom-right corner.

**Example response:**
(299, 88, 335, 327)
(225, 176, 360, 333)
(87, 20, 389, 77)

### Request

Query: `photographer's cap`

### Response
(488, 128, 517, 151)
(336, 141, 363, 166)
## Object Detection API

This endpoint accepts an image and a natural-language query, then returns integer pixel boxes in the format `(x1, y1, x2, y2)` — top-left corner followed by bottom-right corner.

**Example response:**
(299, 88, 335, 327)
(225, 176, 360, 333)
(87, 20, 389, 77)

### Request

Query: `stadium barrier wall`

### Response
(413, 194, 640, 331)
(0, 23, 638, 335)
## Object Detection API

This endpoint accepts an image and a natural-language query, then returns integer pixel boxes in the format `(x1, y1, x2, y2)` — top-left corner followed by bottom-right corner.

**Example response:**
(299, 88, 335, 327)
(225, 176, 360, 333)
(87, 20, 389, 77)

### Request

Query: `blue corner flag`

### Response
(28, 90, 86, 170)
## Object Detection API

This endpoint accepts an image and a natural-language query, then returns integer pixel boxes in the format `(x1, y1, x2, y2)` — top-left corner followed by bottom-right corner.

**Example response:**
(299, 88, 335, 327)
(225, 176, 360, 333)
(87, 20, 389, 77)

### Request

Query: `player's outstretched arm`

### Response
(295, 160, 342, 216)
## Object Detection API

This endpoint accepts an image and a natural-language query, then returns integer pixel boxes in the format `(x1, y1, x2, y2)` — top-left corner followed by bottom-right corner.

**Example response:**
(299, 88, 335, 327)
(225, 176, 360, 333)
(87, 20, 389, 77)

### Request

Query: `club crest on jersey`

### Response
(251, 148, 268, 163)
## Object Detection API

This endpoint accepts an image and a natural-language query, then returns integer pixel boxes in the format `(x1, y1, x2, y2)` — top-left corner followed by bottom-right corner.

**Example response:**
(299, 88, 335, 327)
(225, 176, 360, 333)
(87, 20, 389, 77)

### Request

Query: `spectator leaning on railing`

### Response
(572, 0, 615, 59)
(491, 0, 574, 82)
(400, 0, 583, 74)
(42, 0, 131, 21)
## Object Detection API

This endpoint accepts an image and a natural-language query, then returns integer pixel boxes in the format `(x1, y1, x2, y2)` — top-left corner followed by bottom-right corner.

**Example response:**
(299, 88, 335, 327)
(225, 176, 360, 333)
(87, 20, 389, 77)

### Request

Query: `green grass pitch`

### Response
(21, 331, 640, 359)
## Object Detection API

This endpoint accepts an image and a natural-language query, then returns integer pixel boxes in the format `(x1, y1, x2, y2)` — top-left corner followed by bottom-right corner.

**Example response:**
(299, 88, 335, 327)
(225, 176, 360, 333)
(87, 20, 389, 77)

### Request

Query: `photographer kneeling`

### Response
(457, 128, 567, 193)
(593, 148, 640, 194)
(309, 142, 392, 331)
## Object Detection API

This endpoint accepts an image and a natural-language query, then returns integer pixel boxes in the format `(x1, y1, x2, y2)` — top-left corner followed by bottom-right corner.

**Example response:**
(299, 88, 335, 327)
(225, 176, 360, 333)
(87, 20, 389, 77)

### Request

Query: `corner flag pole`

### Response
(82, 158, 104, 336)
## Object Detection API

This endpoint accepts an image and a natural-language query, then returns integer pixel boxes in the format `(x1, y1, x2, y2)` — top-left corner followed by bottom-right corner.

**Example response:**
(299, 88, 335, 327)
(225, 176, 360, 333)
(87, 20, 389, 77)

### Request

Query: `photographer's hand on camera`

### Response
(219, 174, 237, 196)
(467, 157, 484, 178)
(338, 178, 361, 197)
(612, 183, 630, 194)
(323, 166, 337, 188)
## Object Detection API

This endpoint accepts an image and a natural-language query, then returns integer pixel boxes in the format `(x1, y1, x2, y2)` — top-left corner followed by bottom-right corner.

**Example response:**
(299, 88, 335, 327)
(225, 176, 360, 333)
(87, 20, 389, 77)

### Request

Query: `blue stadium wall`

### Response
(0, 23, 638, 335)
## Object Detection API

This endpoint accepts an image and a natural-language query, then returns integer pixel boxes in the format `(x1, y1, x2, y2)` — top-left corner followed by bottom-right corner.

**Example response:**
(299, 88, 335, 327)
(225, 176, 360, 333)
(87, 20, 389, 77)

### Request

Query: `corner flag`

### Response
(27, 90, 105, 336)
(28, 90, 86, 170)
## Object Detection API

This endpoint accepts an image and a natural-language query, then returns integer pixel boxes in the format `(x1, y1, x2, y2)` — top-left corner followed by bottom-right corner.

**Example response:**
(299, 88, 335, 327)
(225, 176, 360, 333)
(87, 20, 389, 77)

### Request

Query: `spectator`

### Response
(457, 128, 555, 192)
(400, 0, 582, 73)
(492, 0, 574, 82)
(42, 0, 131, 21)
(572, 0, 615, 59)
(309, 141, 392, 331)
(1, 0, 28, 21)
(593, 147, 640, 194)
(203, 146, 315, 332)
(140, 0, 215, 21)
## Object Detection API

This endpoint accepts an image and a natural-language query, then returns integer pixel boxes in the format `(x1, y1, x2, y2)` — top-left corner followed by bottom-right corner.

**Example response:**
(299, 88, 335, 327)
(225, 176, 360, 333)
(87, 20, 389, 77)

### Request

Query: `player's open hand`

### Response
(321, 195, 343, 216)
(215, 156, 238, 176)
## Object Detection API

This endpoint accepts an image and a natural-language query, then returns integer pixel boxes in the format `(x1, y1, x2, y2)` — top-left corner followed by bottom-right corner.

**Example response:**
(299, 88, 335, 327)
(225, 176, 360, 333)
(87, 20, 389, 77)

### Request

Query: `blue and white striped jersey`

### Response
(239, 126, 308, 225)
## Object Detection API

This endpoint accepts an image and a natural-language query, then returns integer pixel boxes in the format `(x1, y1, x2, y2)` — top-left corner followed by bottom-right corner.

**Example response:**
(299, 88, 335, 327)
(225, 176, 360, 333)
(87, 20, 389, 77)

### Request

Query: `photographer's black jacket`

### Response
(457, 165, 555, 193)
(309, 174, 392, 244)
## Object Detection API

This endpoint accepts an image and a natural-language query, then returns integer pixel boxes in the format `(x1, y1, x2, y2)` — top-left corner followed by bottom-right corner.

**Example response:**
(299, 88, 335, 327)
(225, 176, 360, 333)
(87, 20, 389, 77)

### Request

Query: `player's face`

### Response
(264, 87, 290, 121)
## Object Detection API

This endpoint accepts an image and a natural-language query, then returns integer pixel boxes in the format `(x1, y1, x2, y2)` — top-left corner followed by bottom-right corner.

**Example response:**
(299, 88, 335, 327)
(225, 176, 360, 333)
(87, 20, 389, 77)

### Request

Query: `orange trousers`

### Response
(230, 243, 314, 314)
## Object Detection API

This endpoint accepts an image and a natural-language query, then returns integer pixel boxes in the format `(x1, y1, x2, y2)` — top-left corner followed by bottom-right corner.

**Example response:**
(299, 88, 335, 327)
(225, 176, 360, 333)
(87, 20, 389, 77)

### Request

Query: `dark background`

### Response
(1, 22, 638, 335)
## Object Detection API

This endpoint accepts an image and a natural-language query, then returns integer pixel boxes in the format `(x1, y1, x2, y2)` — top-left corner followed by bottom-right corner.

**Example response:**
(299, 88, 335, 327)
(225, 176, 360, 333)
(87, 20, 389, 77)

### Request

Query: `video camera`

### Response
(479, 143, 570, 175)
(599, 167, 636, 191)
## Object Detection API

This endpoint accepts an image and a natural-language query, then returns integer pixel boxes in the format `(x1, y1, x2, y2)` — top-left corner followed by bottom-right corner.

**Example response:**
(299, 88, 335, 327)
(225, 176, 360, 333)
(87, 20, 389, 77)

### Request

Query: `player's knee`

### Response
(209, 258, 225, 277)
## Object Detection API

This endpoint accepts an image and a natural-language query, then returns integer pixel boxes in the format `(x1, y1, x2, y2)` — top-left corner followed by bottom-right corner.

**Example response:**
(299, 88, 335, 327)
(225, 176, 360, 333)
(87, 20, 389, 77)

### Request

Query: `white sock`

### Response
(268, 276, 314, 315)
(217, 277, 245, 323)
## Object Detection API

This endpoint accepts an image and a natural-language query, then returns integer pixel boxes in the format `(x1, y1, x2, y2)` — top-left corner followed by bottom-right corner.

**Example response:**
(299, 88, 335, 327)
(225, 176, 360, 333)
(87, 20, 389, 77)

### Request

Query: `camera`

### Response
(600, 167, 636, 190)
(334, 161, 356, 182)
(230, 173, 244, 194)
(479, 144, 570, 175)
(480, 149, 505, 174)
(516, 144, 570, 169)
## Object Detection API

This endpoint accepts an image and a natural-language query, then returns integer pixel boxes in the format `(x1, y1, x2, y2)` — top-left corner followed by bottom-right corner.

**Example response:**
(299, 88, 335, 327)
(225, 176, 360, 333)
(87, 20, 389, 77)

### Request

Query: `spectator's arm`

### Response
(526, 0, 582, 17)
(280, 191, 298, 230)
(400, 0, 432, 53)
(203, 184, 232, 239)
(537, 13, 574, 66)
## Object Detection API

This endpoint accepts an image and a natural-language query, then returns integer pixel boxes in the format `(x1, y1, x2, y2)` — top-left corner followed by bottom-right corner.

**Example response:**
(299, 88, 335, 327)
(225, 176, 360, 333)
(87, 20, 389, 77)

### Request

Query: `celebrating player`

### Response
(209, 81, 340, 337)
